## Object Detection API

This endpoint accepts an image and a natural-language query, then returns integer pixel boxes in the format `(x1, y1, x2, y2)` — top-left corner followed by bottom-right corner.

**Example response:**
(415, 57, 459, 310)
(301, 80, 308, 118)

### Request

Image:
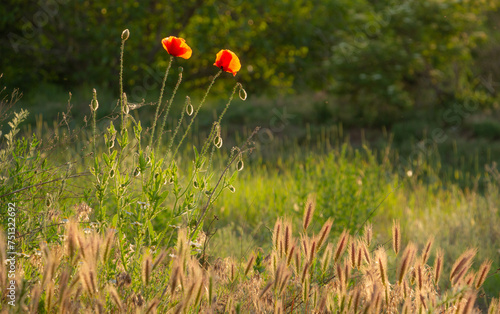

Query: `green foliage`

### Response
(2, 0, 499, 123)
(330, 0, 499, 124)
(471, 119, 500, 140)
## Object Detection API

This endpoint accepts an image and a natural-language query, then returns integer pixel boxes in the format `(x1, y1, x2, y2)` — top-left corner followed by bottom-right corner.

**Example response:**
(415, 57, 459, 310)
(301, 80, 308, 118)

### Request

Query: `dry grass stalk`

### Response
(398, 243, 417, 285)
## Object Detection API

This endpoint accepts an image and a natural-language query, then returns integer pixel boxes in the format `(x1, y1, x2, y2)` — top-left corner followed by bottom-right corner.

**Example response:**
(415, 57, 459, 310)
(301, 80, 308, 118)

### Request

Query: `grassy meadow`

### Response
(1, 70, 500, 312)
(2, 2, 500, 309)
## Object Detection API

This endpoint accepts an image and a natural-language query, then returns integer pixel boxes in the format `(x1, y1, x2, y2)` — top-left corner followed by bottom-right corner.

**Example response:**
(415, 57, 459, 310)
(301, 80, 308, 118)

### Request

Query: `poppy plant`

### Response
(214, 49, 241, 76)
(161, 36, 192, 59)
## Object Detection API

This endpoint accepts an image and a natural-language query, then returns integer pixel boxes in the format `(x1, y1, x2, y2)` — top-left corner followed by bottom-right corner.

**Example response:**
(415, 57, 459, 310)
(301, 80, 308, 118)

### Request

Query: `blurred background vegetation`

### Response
(1, 0, 499, 125)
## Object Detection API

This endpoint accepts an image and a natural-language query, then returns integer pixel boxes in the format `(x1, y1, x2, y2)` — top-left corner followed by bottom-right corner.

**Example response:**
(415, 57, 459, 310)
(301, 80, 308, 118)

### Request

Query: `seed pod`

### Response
(239, 86, 247, 100)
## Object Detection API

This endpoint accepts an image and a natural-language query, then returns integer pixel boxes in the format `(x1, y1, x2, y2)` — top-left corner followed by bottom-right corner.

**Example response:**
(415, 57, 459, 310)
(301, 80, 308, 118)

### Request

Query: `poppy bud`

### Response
(121, 29, 130, 41)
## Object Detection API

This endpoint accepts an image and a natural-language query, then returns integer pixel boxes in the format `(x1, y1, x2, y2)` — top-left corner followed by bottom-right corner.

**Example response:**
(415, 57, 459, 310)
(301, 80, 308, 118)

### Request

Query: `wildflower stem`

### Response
(156, 69, 182, 152)
(149, 56, 173, 149)
(172, 70, 222, 161)
(167, 96, 190, 154)
(119, 38, 126, 132)
(217, 82, 240, 127)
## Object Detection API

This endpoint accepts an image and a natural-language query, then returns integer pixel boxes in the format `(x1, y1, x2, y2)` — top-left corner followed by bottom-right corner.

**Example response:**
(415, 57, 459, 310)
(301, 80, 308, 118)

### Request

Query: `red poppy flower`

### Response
(214, 50, 241, 76)
(161, 36, 192, 59)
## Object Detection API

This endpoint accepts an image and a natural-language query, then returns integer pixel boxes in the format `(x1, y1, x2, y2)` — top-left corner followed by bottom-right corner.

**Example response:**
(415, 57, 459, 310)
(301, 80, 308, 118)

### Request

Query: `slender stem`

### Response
(149, 56, 173, 149)
(156, 70, 182, 152)
(217, 83, 240, 127)
(172, 70, 222, 160)
(167, 96, 190, 155)
(119, 39, 126, 131)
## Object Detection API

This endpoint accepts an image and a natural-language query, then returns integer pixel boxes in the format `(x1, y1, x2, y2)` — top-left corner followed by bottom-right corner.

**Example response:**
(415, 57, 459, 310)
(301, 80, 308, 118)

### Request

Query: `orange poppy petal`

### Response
(161, 36, 192, 59)
(214, 50, 241, 76)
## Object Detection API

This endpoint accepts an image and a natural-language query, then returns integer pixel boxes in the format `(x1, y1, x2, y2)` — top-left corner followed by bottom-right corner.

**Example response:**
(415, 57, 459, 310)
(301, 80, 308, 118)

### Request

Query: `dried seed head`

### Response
(415, 261, 424, 291)
(450, 248, 476, 286)
(309, 240, 317, 263)
(475, 259, 492, 289)
(321, 244, 333, 273)
(421, 236, 434, 264)
(356, 241, 363, 269)
(303, 194, 316, 231)
(244, 254, 255, 277)
(301, 262, 310, 285)
(398, 243, 417, 285)
(102, 230, 114, 262)
(142, 253, 152, 286)
(108, 286, 123, 311)
(434, 248, 444, 285)
(349, 240, 357, 269)
(465, 272, 476, 287)
(352, 287, 362, 313)
(392, 220, 401, 255)
(294, 250, 301, 276)
(153, 251, 167, 270)
(145, 298, 160, 313)
(334, 230, 350, 263)
(375, 249, 388, 287)
(284, 222, 291, 256)
(287, 243, 296, 266)
(316, 218, 333, 250)
(259, 280, 273, 299)
(364, 223, 373, 247)
(169, 265, 180, 295)
(273, 219, 282, 251)
(463, 291, 477, 314)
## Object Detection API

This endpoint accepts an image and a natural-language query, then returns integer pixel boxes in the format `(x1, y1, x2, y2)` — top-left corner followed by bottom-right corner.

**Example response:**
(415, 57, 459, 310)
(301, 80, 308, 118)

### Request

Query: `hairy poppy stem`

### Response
(171, 70, 222, 160)
(149, 56, 173, 149)
(167, 96, 190, 155)
(119, 37, 127, 132)
(156, 69, 182, 152)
